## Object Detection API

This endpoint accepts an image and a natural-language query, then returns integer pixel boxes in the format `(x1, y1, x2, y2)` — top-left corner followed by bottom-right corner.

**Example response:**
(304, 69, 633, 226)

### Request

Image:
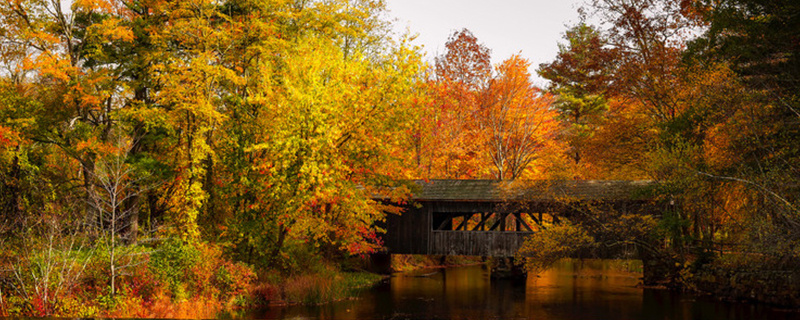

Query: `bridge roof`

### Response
(411, 179, 654, 202)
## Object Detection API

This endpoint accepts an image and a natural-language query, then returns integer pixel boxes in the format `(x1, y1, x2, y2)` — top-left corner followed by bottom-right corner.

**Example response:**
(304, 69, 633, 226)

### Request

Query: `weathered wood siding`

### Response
(429, 231, 532, 257)
(383, 200, 539, 256)
(383, 205, 430, 254)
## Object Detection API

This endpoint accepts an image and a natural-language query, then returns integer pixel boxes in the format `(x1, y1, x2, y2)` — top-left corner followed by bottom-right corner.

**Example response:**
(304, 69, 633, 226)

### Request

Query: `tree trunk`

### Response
(122, 124, 145, 243)
(1, 150, 22, 234)
(202, 155, 215, 230)
(270, 226, 289, 267)
(82, 155, 99, 232)
(124, 187, 140, 243)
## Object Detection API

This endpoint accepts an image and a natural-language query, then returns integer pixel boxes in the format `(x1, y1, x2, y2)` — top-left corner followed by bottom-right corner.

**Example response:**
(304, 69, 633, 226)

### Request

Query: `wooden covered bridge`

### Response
(381, 180, 653, 257)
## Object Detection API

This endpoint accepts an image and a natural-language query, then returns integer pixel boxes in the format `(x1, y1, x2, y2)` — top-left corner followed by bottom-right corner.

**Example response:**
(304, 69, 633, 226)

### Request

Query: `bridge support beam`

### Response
(368, 251, 393, 274)
(639, 246, 678, 286)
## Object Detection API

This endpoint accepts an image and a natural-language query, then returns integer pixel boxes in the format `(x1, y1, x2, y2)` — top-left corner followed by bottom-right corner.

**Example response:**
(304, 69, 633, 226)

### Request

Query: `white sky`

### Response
(385, 0, 586, 87)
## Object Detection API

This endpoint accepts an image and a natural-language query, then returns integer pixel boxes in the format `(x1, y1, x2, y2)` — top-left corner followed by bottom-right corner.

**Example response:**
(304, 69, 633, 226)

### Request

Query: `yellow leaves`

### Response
(91, 17, 134, 43)
(515, 223, 594, 273)
(166, 176, 205, 241)
(224, 11, 424, 254)
(73, 0, 116, 13)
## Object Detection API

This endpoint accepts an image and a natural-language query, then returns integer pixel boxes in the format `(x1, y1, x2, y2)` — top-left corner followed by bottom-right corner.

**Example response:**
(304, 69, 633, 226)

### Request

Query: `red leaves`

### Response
(435, 28, 492, 90)
(0, 125, 20, 148)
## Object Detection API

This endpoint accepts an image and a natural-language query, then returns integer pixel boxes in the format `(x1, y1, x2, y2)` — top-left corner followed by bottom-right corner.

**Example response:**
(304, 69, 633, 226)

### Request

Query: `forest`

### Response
(1, 0, 799, 316)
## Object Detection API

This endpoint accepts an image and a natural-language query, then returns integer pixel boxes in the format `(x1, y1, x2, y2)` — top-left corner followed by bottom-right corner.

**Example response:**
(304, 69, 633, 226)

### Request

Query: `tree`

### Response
(88, 137, 152, 298)
(685, 0, 800, 258)
(588, 0, 698, 121)
(0, 0, 141, 230)
(150, 0, 235, 240)
(539, 23, 615, 166)
(420, 29, 492, 178)
(434, 29, 492, 91)
(479, 55, 561, 180)
(202, 0, 423, 267)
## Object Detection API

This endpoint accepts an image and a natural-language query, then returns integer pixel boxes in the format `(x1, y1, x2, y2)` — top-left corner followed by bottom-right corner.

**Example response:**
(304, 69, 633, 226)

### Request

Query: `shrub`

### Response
(213, 260, 255, 300)
(279, 264, 381, 305)
(148, 238, 202, 299)
(515, 223, 594, 273)
(148, 238, 256, 305)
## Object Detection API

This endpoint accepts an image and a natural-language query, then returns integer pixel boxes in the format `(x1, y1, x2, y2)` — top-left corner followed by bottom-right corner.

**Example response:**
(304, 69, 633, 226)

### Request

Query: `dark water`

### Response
(249, 259, 798, 320)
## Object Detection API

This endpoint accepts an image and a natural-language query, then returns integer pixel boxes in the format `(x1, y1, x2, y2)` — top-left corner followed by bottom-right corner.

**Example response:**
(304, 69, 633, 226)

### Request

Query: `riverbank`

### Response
(256, 265, 383, 306)
(0, 240, 384, 318)
(640, 250, 800, 308)
(689, 255, 800, 307)
(390, 254, 485, 273)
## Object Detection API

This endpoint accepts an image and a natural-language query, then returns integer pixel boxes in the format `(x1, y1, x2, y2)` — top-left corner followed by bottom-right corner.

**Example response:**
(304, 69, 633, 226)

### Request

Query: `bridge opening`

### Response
(431, 212, 559, 232)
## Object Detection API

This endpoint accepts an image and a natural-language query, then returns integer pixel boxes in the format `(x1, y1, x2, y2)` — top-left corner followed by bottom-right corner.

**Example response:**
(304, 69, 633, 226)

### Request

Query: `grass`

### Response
(278, 267, 383, 305)
(391, 254, 485, 273)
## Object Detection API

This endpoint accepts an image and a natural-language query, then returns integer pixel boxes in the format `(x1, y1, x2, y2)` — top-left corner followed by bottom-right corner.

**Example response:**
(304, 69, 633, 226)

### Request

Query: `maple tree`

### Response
(479, 55, 561, 180)
(418, 29, 491, 179)
(434, 28, 492, 91)
(419, 29, 566, 180)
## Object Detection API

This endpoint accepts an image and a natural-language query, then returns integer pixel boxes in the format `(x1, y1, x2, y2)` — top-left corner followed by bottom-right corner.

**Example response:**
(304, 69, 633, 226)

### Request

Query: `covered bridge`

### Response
(381, 180, 654, 257)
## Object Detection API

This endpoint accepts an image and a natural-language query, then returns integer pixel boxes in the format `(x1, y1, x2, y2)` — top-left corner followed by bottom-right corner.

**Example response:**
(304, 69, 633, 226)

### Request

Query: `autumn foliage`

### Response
(414, 29, 565, 180)
(2, 0, 800, 314)
(522, 0, 800, 297)
(0, 0, 422, 316)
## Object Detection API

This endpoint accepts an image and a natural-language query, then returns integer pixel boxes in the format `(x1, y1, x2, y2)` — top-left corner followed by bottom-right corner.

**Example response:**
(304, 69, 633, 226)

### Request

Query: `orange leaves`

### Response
(73, 0, 116, 13)
(91, 17, 135, 43)
(415, 29, 493, 179)
(480, 54, 563, 180)
(419, 30, 567, 180)
(74, 136, 125, 160)
(25, 53, 73, 82)
(28, 30, 61, 46)
(0, 125, 20, 149)
(435, 29, 491, 91)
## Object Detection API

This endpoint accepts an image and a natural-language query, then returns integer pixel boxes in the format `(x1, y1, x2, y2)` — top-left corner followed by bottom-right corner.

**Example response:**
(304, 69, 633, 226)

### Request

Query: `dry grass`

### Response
(391, 254, 484, 273)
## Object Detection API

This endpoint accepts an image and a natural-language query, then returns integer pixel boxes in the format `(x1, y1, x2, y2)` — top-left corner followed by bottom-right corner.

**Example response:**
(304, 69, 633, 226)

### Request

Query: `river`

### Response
(241, 259, 797, 320)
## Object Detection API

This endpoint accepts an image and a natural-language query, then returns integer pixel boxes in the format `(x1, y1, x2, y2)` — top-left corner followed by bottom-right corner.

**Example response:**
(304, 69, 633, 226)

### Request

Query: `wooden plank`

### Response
(515, 213, 533, 232)
(488, 213, 509, 231)
(453, 213, 473, 231)
(429, 201, 497, 213)
(472, 212, 493, 231)
(411, 179, 654, 202)
(428, 231, 533, 257)
(435, 215, 452, 230)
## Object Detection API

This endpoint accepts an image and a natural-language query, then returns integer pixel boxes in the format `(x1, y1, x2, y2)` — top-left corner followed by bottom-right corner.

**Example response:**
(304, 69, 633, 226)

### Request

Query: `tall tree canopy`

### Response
(417, 29, 563, 180)
(539, 23, 614, 167)
(0, 0, 424, 269)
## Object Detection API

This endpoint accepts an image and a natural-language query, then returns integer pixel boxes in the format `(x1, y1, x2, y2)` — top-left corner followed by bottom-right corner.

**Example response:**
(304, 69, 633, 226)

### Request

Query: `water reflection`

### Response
(250, 259, 798, 320)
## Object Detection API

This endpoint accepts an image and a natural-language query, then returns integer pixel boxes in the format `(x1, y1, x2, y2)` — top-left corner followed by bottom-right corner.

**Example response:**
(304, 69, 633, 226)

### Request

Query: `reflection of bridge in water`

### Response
(381, 180, 654, 257)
